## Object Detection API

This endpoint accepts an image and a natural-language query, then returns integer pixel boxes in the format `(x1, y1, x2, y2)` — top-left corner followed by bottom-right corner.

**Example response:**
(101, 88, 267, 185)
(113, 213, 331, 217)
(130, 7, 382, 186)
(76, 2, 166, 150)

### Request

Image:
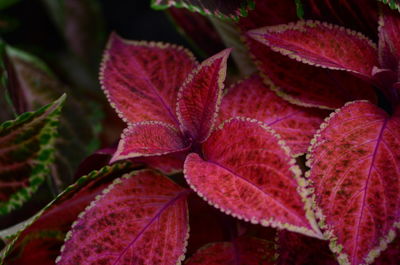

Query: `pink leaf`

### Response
(184, 117, 321, 238)
(307, 101, 400, 265)
(218, 75, 328, 156)
(100, 33, 197, 125)
(379, 5, 400, 72)
(248, 20, 378, 79)
(1, 162, 135, 265)
(176, 48, 231, 143)
(111, 121, 189, 162)
(237, 5, 377, 109)
(56, 170, 190, 265)
(134, 149, 189, 175)
(185, 237, 275, 265)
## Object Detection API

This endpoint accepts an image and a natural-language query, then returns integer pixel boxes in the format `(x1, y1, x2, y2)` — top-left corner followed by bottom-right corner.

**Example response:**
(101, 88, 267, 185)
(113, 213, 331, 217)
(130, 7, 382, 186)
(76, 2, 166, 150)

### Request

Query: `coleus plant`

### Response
(1, 1, 400, 265)
(43, 32, 332, 264)
(247, 3, 400, 265)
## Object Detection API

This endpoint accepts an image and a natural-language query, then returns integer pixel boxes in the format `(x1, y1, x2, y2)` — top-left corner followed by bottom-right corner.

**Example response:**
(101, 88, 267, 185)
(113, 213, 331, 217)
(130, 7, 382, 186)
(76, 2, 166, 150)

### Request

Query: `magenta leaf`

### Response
(176, 48, 230, 143)
(151, 0, 255, 21)
(56, 170, 190, 265)
(100, 33, 197, 125)
(111, 121, 189, 162)
(0, 95, 64, 215)
(1, 162, 135, 265)
(378, 5, 400, 72)
(218, 75, 328, 156)
(248, 21, 378, 79)
(185, 237, 276, 265)
(184, 117, 321, 238)
(237, 2, 377, 109)
(307, 101, 400, 265)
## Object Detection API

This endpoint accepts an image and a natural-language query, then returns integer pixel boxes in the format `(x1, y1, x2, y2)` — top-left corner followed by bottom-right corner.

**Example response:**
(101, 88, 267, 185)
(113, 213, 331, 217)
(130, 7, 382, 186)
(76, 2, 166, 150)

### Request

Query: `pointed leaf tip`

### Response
(110, 121, 189, 163)
(185, 117, 322, 238)
(56, 170, 189, 265)
(248, 20, 378, 78)
(0, 95, 65, 214)
(100, 33, 197, 125)
(176, 48, 231, 143)
(307, 101, 400, 264)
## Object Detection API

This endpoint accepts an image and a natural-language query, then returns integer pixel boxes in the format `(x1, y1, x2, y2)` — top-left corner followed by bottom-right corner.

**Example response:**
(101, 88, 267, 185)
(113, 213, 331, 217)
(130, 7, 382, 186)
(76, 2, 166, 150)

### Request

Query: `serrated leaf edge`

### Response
(150, 0, 255, 21)
(110, 120, 190, 163)
(0, 161, 133, 264)
(248, 20, 377, 78)
(304, 100, 399, 265)
(0, 94, 66, 215)
(56, 169, 190, 265)
(184, 116, 323, 239)
(176, 48, 231, 144)
(99, 33, 199, 125)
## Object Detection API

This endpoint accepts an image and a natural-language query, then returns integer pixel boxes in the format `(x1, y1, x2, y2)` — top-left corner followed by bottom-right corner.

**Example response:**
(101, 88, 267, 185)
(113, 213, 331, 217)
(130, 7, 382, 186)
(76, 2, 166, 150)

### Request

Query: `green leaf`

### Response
(0, 95, 65, 215)
(379, 0, 400, 11)
(0, 162, 135, 265)
(151, 0, 255, 21)
(6, 46, 103, 190)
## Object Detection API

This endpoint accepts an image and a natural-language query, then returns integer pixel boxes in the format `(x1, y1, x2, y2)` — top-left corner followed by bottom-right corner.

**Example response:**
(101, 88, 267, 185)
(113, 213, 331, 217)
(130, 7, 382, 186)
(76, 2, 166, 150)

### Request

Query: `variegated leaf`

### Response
(151, 0, 255, 21)
(218, 75, 328, 156)
(248, 20, 378, 79)
(56, 170, 190, 265)
(0, 95, 65, 215)
(379, 0, 400, 12)
(0, 162, 134, 265)
(307, 101, 400, 265)
(185, 117, 322, 238)
(185, 237, 276, 265)
(111, 121, 189, 162)
(237, 1, 377, 109)
(176, 48, 230, 143)
(101, 33, 197, 126)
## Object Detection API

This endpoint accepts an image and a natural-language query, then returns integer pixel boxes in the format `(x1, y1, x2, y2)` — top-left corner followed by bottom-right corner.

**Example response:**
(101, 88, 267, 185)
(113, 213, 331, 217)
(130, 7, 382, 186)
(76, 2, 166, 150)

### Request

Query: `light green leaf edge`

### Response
(379, 0, 400, 11)
(0, 94, 66, 215)
(0, 161, 134, 264)
(151, 0, 255, 21)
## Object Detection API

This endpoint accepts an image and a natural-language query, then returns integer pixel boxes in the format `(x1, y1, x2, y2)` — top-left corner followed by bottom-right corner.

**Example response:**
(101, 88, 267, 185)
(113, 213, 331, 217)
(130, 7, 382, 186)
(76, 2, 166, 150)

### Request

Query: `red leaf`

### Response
(218, 75, 328, 156)
(248, 20, 378, 79)
(307, 101, 400, 265)
(134, 150, 189, 175)
(56, 170, 190, 265)
(100, 33, 197, 125)
(379, 5, 400, 72)
(184, 117, 321, 238)
(176, 48, 231, 143)
(1, 162, 135, 265)
(111, 121, 189, 162)
(277, 230, 338, 265)
(237, 2, 377, 109)
(185, 237, 275, 265)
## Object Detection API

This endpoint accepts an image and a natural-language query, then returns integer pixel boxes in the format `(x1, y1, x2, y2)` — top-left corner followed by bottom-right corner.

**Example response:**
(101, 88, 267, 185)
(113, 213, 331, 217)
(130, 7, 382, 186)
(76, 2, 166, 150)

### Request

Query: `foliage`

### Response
(0, 0, 400, 265)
